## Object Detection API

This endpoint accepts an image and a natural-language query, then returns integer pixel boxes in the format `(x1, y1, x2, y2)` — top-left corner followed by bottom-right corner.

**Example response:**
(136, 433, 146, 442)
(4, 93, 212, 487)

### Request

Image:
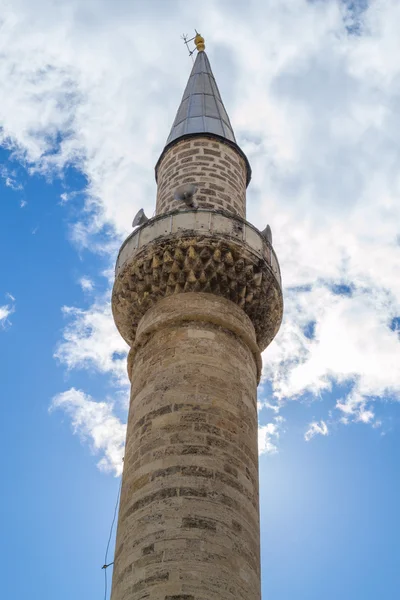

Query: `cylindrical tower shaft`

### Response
(112, 294, 261, 599)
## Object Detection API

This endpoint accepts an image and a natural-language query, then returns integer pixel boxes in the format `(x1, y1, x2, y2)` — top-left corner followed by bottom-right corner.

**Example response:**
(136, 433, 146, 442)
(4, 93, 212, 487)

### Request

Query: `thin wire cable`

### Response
(104, 566, 108, 600)
(103, 475, 122, 600)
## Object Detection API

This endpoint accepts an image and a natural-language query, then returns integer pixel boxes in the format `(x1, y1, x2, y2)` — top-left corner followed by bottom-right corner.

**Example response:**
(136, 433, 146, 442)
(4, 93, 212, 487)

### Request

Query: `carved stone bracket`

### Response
(112, 232, 283, 351)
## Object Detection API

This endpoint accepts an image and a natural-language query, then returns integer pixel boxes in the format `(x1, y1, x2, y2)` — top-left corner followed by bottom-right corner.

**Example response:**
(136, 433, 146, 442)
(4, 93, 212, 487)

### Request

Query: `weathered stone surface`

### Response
(111, 295, 261, 600)
(156, 137, 247, 218)
(112, 234, 282, 352)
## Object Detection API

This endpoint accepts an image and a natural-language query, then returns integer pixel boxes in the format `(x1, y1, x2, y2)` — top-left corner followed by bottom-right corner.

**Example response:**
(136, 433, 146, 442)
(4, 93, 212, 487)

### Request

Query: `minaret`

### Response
(111, 34, 283, 600)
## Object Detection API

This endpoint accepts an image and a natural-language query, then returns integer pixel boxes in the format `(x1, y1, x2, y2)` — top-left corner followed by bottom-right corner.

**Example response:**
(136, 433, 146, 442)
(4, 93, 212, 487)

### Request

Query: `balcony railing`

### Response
(116, 209, 281, 288)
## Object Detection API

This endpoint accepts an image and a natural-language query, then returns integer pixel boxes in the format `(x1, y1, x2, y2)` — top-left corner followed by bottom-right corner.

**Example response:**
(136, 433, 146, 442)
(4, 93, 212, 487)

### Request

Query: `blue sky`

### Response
(1, 1, 400, 599)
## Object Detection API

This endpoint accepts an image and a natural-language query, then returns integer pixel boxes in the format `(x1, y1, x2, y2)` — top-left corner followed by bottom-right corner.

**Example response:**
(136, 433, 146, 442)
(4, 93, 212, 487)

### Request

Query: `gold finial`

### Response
(194, 32, 205, 52)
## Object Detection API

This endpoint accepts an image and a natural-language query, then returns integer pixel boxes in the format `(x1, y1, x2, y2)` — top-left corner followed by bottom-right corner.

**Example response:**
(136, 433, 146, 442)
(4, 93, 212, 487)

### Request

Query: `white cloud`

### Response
(1, 0, 400, 466)
(54, 300, 129, 384)
(0, 294, 15, 328)
(305, 420, 329, 442)
(263, 283, 400, 423)
(0, 305, 13, 325)
(79, 277, 94, 293)
(50, 388, 125, 476)
(0, 164, 23, 191)
(258, 417, 284, 455)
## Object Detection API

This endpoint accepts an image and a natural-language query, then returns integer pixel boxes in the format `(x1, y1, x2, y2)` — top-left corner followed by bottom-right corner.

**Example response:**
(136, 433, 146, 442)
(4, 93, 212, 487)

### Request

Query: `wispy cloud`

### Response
(54, 300, 129, 385)
(50, 388, 125, 476)
(0, 294, 15, 328)
(305, 420, 329, 442)
(79, 277, 94, 293)
(258, 417, 284, 455)
(0, 164, 23, 191)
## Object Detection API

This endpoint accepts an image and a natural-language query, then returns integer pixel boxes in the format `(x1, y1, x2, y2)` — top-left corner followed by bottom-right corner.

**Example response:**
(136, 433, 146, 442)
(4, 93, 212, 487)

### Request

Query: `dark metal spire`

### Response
(156, 35, 251, 185)
(165, 50, 236, 146)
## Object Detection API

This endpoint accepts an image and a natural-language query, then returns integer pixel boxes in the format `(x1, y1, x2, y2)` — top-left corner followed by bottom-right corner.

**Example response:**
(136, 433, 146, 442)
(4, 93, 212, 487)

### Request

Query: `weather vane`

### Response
(181, 30, 205, 62)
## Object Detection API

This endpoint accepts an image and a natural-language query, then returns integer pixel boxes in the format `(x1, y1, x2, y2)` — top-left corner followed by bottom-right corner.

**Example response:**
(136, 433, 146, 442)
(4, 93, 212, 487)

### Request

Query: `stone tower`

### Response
(111, 34, 283, 600)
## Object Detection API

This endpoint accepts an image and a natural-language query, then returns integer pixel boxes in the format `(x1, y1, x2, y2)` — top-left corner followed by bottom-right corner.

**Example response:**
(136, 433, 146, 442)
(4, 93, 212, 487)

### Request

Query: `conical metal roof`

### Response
(165, 51, 236, 145)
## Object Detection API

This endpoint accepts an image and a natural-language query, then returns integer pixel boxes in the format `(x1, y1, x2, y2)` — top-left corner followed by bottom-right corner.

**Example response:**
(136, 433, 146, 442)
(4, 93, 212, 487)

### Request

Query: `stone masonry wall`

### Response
(156, 137, 247, 218)
(111, 294, 261, 600)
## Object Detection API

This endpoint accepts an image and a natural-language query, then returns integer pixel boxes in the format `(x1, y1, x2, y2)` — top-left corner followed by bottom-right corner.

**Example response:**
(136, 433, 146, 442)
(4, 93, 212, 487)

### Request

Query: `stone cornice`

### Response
(112, 212, 283, 351)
